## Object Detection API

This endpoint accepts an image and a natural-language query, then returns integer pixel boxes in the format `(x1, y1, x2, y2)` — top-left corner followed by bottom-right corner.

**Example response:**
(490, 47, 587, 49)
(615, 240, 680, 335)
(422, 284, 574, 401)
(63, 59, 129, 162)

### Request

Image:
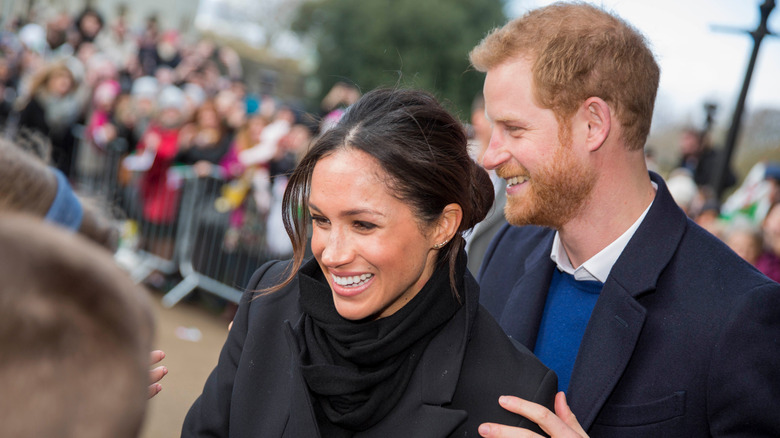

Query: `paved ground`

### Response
(139, 291, 233, 438)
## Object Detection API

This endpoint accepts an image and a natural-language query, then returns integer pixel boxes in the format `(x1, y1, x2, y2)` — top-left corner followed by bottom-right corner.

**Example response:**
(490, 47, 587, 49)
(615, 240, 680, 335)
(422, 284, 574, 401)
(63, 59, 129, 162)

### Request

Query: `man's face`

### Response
(482, 58, 596, 229)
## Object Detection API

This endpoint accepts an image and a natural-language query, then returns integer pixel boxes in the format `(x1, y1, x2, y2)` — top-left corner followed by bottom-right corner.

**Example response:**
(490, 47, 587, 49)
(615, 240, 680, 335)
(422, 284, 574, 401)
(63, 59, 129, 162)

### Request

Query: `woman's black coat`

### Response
(183, 259, 557, 437)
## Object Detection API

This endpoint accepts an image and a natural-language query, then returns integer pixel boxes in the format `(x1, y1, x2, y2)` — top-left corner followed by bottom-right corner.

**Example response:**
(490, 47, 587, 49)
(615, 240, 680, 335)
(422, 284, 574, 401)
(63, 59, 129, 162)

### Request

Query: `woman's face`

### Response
(47, 70, 73, 97)
(197, 106, 219, 129)
(309, 148, 439, 321)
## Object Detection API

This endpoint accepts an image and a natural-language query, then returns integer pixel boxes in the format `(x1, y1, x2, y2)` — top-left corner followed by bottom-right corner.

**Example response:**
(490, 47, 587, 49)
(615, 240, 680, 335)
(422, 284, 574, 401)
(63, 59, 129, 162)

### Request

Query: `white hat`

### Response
(131, 76, 158, 99)
(157, 85, 185, 111)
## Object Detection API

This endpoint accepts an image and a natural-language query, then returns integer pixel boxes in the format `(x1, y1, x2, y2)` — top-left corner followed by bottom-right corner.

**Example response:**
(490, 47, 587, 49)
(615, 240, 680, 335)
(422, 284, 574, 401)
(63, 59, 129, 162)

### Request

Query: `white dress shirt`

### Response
(550, 183, 657, 282)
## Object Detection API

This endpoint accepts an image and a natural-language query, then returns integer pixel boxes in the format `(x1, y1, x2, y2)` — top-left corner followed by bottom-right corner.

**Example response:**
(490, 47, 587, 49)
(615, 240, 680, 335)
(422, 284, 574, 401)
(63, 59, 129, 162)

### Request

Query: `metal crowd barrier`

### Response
(71, 124, 128, 203)
(161, 173, 274, 307)
(67, 129, 286, 308)
(119, 165, 185, 285)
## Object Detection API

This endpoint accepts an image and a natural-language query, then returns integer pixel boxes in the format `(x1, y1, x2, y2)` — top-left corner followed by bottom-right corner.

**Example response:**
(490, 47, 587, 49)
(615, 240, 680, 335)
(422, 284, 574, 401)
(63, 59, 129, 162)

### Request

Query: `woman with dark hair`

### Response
(183, 88, 556, 437)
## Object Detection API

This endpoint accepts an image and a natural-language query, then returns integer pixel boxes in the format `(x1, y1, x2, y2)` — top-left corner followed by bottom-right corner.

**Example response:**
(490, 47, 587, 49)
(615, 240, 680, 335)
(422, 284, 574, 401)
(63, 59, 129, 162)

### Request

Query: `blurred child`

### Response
(0, 213, 153, 438)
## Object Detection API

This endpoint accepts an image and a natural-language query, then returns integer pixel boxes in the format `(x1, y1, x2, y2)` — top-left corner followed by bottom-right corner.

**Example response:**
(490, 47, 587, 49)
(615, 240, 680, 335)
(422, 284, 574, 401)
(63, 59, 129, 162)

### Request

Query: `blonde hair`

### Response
(470, 2, 659, 150)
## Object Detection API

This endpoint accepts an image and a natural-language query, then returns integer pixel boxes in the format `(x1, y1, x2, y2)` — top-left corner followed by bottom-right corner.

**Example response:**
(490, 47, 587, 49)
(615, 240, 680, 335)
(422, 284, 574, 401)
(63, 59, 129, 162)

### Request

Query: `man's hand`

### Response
(478, 392, 588, 437)
(148, 350, 168, 399)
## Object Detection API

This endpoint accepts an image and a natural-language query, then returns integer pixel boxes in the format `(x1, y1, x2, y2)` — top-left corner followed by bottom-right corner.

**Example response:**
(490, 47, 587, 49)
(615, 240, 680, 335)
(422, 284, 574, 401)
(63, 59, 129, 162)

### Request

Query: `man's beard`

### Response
(501, 144, 597, 230)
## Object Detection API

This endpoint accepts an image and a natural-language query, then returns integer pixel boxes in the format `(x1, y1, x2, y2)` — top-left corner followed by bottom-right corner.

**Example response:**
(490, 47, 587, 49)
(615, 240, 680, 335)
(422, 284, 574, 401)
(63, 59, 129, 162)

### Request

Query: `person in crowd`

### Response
(724, 221, 764, 266)
(262, 119, 316, 258)
(71, 7, 104, 51)
(0, 213, 153, 438)
(122, 84, 186, 260)
(757, 201, 780, 283)
(175, 99, 233, 176)
(319, 81, 360, 132)
(694, 198, 726, 239)
(182, 88, 557, 437)
(0, 54, 17, 127)
(16, 60, 86, 176)
(469, 2, 780, 436)
(465, 93, 507, 274)
(95, 4, 138, 79)
(214, 114, 269, 252)
(666, 167, 699, 217)
(678, 126, 735, 194)
(79, 78, 122, 186)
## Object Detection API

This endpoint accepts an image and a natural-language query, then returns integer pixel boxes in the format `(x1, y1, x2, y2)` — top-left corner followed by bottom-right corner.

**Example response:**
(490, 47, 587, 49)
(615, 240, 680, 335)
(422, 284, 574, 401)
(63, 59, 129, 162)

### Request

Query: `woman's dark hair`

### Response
(269, 88, 494, 295)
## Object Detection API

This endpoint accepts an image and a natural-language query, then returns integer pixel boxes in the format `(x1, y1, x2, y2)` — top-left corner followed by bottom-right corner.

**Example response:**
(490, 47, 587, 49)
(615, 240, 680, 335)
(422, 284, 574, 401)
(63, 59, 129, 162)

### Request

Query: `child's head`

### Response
(0, 213, 154, 437)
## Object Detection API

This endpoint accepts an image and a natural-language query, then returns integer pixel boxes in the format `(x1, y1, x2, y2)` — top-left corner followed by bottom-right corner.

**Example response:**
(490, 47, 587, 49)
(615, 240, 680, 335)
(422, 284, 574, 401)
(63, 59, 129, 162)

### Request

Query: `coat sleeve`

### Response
(181, 261, 282, 437)
(708, 281, 780, 436)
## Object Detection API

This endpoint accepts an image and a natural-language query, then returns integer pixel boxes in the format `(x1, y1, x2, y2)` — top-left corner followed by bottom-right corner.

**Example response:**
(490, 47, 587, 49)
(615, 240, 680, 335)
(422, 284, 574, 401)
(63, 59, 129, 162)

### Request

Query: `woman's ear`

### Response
(433, 203, 463, 246)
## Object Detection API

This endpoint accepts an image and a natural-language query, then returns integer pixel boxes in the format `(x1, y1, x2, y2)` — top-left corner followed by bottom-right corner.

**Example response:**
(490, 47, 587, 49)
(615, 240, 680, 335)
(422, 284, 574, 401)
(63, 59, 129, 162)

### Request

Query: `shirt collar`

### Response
(550, 182, 657, 283)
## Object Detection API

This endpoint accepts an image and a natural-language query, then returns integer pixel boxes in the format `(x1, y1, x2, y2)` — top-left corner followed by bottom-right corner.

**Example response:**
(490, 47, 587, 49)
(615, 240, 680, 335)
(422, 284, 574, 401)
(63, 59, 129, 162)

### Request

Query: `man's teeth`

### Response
(506, 176, 528, 187)
(332, 273, 373, 287)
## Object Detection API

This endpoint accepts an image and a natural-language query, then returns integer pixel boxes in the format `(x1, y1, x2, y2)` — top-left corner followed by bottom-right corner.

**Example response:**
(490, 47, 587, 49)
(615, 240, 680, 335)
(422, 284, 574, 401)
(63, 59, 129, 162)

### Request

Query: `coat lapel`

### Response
(567, 172, 688, 429)
(281, 321, 322, 438)
(566, 281, 646, 429)
(498, 231, 555, 349)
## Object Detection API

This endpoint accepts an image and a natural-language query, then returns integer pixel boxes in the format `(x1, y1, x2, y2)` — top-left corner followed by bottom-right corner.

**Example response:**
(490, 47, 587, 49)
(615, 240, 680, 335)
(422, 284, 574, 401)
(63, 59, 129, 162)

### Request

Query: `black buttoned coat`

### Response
(183, 259, 557, 437)
(478, 172, 780, 437)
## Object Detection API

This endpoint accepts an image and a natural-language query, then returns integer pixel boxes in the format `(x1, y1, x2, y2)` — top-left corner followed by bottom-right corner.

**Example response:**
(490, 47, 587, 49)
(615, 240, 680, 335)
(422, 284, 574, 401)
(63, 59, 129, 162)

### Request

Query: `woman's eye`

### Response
(311, 215, 330, 226)
(354, 221, 376, 231)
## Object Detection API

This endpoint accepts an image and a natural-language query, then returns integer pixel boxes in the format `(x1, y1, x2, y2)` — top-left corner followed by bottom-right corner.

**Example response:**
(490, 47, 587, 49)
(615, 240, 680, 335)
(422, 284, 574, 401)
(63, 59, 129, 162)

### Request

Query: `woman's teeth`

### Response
(332, 273, 373, 287)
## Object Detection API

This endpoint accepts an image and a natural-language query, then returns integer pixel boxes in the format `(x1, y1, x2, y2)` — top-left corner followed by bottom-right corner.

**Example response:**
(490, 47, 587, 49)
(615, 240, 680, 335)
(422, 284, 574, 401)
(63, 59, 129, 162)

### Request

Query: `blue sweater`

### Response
(533, 269, 603, 392)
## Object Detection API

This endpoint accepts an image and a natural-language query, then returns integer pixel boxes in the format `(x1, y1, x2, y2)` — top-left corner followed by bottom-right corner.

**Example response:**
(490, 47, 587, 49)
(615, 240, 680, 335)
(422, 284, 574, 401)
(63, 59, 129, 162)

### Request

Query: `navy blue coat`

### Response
(183, 259, 557, 437)
(478, 172, 780, 437)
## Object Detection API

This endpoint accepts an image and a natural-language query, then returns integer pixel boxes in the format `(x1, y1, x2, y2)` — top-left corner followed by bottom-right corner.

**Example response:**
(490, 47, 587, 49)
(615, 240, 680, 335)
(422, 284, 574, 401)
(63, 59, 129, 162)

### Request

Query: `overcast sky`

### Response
(507, 0, 780, 128)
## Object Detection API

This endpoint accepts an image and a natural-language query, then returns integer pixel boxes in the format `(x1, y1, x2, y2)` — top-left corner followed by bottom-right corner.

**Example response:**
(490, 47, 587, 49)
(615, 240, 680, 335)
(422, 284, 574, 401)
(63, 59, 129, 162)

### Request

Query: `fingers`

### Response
(149, 350, 165, 366)
(480, 395, 586, 438)
(148, 350, 168, 400)
(554, 392, 588, 437)
(148, 382, 163, 399)
(149, 365, 168, 385)
(478, 422, 542, 437)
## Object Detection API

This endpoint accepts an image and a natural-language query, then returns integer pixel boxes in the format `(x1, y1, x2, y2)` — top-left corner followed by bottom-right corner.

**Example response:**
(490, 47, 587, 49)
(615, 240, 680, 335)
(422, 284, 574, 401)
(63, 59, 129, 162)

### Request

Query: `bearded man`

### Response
(470, 3, 780, 437)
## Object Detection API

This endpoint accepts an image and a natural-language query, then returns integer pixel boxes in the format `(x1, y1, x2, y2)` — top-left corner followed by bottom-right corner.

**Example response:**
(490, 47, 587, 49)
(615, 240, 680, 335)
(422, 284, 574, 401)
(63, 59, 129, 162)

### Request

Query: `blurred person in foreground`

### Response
(0, 137, 168, 398)
(0, 213, 154, 437)
(182, 88, 557, 437)
(470, 2, 780, 436)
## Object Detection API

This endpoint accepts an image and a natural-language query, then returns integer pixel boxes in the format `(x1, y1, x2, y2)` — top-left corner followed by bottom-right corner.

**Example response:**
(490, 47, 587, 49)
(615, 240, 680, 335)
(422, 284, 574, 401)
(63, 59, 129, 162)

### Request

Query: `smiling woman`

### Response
(182, 88, 558, 438)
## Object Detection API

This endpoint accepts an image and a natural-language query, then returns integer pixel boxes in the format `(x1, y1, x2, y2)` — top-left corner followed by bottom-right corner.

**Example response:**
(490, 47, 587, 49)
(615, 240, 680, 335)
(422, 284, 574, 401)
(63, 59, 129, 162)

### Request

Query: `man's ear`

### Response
(582, 97, 611, 152)
(433, 203, 463, 247)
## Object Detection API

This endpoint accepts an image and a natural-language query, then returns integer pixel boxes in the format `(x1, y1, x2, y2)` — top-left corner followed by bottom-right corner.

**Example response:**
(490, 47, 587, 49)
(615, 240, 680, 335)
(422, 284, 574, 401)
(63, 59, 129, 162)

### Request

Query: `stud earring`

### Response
(433, 240, 449, 249)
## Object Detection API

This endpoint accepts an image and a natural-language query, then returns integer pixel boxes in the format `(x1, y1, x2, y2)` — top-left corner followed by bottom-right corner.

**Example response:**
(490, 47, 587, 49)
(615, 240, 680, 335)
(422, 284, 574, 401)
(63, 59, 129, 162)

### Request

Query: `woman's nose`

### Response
(319, 229, 353, 267)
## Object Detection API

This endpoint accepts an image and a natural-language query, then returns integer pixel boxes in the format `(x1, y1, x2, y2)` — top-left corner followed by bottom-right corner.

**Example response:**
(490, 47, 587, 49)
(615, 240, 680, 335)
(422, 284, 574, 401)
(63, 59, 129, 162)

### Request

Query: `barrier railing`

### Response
(68, 130, 286, 308)
(161, 174, 272, 307)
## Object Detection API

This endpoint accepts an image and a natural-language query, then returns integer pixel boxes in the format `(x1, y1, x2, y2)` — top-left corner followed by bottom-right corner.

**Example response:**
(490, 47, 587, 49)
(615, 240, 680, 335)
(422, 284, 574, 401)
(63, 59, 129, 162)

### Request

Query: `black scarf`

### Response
(295, 254, 465, 433)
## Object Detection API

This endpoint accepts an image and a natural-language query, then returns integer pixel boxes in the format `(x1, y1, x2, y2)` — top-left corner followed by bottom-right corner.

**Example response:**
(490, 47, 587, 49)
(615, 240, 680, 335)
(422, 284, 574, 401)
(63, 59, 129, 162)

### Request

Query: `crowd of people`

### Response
(663, 128, 780, 283)
(1, 2, 779, 438)
(0, 6, 331, 271)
